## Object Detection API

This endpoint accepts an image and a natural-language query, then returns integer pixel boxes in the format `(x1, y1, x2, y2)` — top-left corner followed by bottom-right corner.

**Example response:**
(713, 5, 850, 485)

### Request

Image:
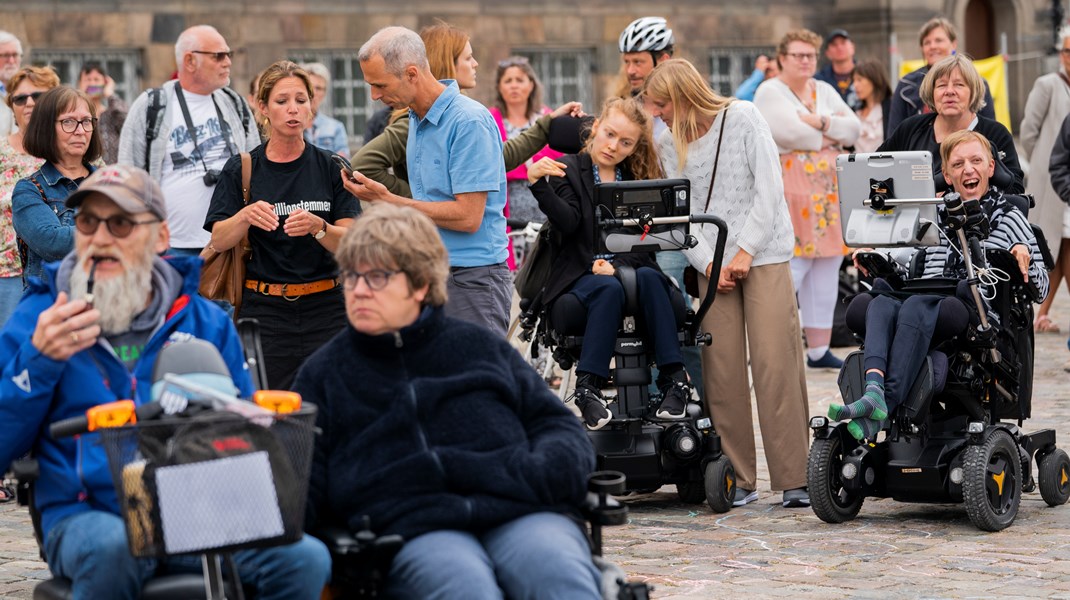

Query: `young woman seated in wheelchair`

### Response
(831, 130, 1050, 440)
(527, 97, 693, 430)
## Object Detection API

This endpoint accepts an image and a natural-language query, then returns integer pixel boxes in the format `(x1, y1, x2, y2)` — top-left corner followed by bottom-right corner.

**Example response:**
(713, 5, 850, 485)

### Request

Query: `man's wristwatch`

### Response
(314, 220, 327, 239)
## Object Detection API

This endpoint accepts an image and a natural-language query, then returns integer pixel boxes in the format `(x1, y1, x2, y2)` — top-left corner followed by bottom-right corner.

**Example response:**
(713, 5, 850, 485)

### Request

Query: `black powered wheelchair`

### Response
(808, 153, 1070, 531)
(517, 178, 736, 513)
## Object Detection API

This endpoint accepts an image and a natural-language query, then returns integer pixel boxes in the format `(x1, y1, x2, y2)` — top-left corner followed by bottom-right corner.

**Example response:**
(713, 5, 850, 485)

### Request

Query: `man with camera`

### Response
(118, 24, 260, 256)
(0, 165, 330, 598)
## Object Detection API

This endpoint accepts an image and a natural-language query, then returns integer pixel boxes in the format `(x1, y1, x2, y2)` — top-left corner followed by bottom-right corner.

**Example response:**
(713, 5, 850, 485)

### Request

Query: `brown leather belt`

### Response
(245, 277, 340, 299)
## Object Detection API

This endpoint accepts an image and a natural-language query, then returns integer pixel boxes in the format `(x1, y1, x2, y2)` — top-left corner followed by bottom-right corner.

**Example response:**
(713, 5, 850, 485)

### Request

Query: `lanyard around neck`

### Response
(173, 82, 235, 174)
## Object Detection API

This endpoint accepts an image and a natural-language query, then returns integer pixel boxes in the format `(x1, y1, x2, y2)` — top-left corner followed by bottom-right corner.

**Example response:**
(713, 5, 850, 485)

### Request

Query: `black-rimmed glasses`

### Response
(192, 50, 234, 61)
(11, 91, 42, 106)
(57, 117, 96, 133)
(75, 213, 160, 238)
(342, 269, 399, 291)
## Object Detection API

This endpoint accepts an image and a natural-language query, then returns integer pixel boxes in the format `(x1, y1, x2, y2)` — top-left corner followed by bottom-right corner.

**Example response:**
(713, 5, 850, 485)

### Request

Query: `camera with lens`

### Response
(202, 169, 221, 187)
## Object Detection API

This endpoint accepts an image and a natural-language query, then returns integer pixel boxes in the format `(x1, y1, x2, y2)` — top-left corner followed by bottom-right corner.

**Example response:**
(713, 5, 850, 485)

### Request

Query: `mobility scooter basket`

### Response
(100, 406, 318, 558)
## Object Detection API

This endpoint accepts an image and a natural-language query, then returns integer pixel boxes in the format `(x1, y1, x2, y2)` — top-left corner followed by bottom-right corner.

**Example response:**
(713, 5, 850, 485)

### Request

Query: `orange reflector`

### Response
(726, 474, 734, 491)
(992, 470, 1006, 496)
(86, 400, 137, 431)
(1061, 468, 1068, 487)
(253, 390, 302, 414)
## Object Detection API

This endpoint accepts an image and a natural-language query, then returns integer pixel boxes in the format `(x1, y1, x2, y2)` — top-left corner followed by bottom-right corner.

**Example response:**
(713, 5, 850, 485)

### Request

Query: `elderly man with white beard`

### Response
(0, 164, 330, 599)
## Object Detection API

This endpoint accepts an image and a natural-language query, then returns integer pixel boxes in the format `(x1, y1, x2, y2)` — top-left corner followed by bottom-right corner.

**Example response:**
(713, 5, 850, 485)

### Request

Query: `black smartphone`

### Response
(331, 154, 354, 180)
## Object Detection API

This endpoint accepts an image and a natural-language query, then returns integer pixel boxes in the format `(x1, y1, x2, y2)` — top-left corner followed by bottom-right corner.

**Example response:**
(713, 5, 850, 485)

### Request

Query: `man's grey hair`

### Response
(174, 25, 223, 65)
(358, 27, 429, 76)
(0, 30, 22, 53)
(1059, 25, 1070, 51)
(301, 62, 331, 84)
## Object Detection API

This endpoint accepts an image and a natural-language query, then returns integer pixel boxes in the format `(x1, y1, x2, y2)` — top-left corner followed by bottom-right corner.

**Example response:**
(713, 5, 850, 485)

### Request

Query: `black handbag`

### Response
(514, 222, 555, 300)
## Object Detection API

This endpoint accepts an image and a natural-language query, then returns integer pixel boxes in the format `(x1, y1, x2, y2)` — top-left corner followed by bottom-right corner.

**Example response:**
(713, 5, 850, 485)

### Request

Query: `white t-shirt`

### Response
(159, 88, 236, 249)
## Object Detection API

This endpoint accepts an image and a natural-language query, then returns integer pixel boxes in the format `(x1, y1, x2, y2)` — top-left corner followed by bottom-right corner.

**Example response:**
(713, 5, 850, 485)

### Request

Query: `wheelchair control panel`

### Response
(595, 179, 691, 254)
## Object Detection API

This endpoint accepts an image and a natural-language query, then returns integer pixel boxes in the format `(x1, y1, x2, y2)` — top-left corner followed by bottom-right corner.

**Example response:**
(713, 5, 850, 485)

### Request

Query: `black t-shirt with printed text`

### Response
(205, 144, 360, 284)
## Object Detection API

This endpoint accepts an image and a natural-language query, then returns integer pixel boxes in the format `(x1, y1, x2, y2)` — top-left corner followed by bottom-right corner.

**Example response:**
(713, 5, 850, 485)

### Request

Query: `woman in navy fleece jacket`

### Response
(295, 203, 600, 599)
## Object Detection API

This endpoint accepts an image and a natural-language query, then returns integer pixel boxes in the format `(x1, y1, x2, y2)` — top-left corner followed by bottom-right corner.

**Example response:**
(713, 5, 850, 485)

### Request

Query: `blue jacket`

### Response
(0, 255, 254, 539)
(297, 306, 595, 541)
(11, 162, 96, 281)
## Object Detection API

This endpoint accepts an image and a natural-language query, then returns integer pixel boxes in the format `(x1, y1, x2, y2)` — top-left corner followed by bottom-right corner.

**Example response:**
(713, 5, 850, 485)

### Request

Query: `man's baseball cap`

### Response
(66, 165, 167, 220)
(826, 29, 851, 44)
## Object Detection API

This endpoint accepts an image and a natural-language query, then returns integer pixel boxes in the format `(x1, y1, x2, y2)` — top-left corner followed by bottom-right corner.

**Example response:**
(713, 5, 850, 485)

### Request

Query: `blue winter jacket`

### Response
(0, 255, 254, 540)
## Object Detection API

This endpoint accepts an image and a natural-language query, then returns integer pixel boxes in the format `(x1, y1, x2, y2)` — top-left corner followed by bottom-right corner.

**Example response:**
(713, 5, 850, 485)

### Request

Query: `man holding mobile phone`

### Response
(344, 26, 510, 337)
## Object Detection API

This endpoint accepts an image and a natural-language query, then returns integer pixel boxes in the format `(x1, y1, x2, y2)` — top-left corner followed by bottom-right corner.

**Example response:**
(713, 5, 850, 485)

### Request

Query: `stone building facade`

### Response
(1, 0, 1061, 148)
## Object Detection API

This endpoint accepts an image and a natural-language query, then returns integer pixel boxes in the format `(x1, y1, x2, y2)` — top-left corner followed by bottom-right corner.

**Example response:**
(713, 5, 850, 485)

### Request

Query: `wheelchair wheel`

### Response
(1038, 448, 1070, 507)
(703, 455, 735, 513)
(677, 478, 706, 504)
(807, 435, 864, 523)
(962, 429, 1021, 531)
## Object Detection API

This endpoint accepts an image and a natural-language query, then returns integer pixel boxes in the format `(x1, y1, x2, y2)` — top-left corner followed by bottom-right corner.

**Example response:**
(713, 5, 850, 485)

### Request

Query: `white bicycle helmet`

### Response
(618, 17, 675, 54)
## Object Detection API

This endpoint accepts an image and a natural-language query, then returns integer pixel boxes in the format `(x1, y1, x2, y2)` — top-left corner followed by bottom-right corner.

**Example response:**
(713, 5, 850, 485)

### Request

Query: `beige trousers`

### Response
(698, 261, 810, 491)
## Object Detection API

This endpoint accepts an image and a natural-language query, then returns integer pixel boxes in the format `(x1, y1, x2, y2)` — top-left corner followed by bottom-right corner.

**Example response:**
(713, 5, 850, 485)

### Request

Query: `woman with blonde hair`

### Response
(526, 96, 693, 430)
(644, 58, 811, 508)
(205, 60, 360, 389)
(755, 28, 860, 371)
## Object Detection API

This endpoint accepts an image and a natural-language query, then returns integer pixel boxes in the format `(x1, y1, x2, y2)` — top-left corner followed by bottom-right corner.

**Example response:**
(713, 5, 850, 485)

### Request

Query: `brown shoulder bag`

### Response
(199, 153, 252, 317)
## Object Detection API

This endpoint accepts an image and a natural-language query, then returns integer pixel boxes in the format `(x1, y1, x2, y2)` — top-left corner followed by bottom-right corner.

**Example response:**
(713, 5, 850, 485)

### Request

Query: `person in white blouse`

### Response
(754, 28, 860, 370)
(851, 59, 892, 153)
(643, 58, 812, 509)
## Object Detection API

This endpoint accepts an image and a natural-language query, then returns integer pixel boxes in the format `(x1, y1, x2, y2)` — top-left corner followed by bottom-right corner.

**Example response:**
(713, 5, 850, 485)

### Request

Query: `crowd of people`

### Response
(0, 10, 1062, 597)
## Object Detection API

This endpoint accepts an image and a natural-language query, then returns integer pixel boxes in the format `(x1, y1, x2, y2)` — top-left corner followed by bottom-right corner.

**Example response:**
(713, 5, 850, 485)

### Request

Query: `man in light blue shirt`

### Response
(343, 26, 510, 336)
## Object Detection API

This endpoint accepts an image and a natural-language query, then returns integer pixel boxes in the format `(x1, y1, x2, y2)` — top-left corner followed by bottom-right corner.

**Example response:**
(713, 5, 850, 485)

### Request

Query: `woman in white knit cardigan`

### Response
(643, 58, 811, 509)
(755, 29, 860, 370)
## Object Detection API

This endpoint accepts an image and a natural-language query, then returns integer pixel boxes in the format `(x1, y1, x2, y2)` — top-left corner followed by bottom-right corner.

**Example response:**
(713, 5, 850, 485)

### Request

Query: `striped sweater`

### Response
(910, 189, 1049, 301)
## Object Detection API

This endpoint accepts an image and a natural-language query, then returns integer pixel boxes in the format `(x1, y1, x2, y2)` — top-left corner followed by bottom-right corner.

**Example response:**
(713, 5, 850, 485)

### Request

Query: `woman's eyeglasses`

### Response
(57, 117, 96, 133)
(192, 50, 234, 62)
(11, 91, 43, 107)
(342, 269, 398, 291)
(784, 52, 818, 62)
(74, 213, 160, 238)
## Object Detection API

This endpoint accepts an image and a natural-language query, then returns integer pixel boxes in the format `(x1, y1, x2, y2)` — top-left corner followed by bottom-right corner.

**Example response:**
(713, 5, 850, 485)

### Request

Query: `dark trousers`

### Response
(567, 267, 682, 380)
(240, 287, 347, 390)
(846, 287, 969, 411)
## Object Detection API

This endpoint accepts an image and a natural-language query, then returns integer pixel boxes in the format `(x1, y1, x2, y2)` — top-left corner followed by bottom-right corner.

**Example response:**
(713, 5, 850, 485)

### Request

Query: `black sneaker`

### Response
(573, 387, 611, 430)
(655, 380, 690, 419)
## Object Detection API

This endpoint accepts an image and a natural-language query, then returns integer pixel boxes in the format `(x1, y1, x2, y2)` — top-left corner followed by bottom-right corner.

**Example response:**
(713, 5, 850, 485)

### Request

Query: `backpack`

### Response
(143, 85, 252, 172)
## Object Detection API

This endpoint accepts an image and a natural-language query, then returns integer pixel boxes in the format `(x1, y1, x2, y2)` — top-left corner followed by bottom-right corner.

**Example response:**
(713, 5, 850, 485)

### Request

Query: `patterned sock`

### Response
(828, 373, 887, 421)
(846, 416, 887, 441)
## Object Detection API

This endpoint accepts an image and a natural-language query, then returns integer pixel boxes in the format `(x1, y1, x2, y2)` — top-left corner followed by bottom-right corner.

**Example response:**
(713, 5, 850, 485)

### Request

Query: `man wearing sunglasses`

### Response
(0, 164, 331, 599)
(0, 30, 23, 138)
(118, 24, 259, 258)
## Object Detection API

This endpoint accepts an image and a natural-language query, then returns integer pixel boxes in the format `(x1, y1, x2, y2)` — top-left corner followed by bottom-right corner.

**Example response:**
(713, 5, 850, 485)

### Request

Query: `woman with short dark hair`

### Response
(12, 86, 100, 282)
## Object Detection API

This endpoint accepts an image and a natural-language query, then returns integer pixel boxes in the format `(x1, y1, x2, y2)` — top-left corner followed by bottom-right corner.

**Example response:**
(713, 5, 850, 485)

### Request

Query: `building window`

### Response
(708, 47, 775, 97)
(288, 50, 377, 148)
(514, 49, 594, 111)
(27, 50, 142, 104)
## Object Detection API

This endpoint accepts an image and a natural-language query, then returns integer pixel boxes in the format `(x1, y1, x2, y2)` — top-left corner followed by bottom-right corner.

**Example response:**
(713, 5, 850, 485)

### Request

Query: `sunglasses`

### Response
(75, 213, 160, 238)
(11, 91, 43, 106)
(498, 57, 531, 69)
(191, 50, 234, 62)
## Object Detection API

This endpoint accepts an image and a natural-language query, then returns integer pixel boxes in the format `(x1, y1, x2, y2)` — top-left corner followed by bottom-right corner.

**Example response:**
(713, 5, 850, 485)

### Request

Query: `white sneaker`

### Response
(732, 488, 758, 507)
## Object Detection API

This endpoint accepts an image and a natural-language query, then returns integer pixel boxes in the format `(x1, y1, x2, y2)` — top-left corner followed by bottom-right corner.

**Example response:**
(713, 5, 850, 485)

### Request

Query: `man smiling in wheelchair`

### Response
(833, 130, 1049, 440)
(809, 130, 1070, 531)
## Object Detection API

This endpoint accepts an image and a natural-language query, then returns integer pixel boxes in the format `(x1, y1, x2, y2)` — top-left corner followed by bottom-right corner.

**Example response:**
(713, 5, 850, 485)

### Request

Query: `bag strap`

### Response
(703, 105, 730, 213)
(240, 152, 251, 204)
(144, 87, 165, 172)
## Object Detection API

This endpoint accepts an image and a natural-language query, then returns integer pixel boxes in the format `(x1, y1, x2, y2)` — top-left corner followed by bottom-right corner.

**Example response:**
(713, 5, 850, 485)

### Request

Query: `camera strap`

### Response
(173, 82, 234, 177)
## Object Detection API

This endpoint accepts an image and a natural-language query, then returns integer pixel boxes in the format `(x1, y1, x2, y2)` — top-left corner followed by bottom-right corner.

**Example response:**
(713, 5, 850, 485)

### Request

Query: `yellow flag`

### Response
(897, 55, 1011, 132)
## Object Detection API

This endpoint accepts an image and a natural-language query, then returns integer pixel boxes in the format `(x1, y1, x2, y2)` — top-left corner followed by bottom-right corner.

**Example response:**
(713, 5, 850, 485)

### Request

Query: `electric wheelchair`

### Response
(517, 178, 737, 513)
(808, 153, 1070, 532)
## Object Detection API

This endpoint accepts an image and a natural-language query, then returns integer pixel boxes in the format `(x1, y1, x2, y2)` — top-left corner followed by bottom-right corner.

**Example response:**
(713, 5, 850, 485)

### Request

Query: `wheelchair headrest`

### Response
(548, 115, 595, 155)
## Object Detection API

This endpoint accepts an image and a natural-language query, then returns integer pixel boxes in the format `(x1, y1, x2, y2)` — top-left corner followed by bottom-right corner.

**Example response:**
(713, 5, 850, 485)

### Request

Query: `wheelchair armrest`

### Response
(614, 266, 640, 317)
(10, 457, 38, 482)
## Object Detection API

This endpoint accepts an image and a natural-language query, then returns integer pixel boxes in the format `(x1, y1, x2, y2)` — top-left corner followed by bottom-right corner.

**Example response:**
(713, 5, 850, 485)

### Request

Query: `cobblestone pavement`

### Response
(3, 301, 1070, 598)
